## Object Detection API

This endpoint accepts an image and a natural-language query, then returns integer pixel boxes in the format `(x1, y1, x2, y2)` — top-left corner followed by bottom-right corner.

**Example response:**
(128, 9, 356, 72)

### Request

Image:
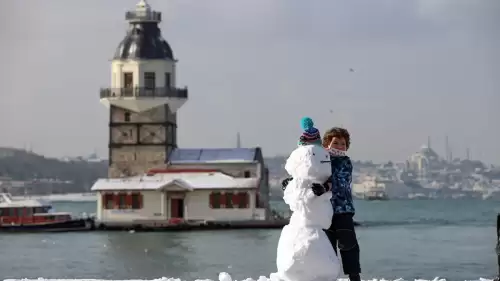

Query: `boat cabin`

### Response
(0, 193, 72, 225)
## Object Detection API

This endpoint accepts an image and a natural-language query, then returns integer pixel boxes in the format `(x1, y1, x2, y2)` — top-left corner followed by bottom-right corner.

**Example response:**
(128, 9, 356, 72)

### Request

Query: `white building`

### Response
(407, 145, 441, 181)
(99, 0, 188, 179)
(92, 1, 272, 226)
(91, 170, 267, 225)
(91, 147, 271, 225)
(167, 147, 270, 217)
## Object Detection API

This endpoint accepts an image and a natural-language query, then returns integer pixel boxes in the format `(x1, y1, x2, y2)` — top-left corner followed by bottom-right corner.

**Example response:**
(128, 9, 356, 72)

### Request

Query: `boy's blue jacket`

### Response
(330, 155, 355, 214)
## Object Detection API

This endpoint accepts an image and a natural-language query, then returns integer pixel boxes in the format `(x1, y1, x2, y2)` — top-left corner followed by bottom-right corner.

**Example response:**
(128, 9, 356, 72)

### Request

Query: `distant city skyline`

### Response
(0, 0, 499, 164)
(12, 133, 495, 167)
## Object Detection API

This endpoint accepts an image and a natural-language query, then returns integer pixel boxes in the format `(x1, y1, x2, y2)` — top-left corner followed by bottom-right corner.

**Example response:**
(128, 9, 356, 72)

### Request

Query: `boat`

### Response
(407, 193, 428, 200)
(364, 190, 389, 201)
(0, 193, 94, 232)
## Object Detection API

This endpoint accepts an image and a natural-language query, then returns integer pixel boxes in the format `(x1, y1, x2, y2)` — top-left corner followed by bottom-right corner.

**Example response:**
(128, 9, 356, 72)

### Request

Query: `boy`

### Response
(322, 127, 361, 281)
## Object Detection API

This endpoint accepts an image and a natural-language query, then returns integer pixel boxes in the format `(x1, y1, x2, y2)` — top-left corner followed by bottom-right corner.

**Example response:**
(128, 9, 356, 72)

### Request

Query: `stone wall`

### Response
(108, 104, 176, 178)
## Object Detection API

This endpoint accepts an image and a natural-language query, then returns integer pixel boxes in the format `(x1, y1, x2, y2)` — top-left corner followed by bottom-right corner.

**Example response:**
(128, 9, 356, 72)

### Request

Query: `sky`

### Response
(0, 0, 499, 164)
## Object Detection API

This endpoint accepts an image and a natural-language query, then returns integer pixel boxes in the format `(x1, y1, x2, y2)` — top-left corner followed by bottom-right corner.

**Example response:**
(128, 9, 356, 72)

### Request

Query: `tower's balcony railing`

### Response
(100, 87, 188, 99)
(125, 11, 161, 22)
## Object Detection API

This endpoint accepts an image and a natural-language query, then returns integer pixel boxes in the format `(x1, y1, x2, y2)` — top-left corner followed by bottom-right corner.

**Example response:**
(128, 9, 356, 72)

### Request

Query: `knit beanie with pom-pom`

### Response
(298, 117, 322, 146)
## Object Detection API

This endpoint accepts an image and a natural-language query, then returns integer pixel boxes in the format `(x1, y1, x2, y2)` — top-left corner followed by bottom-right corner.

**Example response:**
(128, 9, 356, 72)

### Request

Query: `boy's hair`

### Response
(322, 127, 351, 150)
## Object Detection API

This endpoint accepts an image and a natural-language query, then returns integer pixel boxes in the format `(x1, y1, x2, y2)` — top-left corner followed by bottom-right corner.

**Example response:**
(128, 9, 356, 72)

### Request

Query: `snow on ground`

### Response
(3, 273, 496, 281)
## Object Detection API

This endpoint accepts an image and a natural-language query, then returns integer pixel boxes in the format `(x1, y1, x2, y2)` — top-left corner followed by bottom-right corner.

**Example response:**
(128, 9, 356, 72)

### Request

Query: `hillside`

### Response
(0, 147, 107, 187)
(0, 148, 382, 195)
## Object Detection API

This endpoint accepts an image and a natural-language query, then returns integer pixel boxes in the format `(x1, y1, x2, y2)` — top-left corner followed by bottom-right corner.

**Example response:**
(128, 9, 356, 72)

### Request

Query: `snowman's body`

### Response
(276, 145, 340, 281)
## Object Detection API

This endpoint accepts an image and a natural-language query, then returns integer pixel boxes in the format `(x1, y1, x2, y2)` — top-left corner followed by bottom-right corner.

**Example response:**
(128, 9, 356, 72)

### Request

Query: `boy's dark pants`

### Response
(325, 213, 361, 275)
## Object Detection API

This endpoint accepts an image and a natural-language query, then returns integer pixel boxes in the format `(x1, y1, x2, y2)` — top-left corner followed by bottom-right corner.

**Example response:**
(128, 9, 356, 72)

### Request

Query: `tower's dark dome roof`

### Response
(114, 22, 173, 60)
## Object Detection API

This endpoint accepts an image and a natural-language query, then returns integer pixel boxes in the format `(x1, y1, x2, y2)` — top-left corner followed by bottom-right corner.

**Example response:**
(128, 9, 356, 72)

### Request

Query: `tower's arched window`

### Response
(124, 112, 131, 122)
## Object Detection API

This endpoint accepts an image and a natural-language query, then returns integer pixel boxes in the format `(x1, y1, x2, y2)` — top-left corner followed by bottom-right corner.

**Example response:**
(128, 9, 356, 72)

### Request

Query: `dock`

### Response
(0, 217, 361, 233)
(92, 213, 361, 232)
(95, 219, 289, 231)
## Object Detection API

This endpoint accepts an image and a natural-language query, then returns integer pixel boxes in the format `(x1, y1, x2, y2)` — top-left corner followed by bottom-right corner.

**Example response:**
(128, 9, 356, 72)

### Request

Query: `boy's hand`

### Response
(311, 183, 326, 196)
(282, 177, 293, 190)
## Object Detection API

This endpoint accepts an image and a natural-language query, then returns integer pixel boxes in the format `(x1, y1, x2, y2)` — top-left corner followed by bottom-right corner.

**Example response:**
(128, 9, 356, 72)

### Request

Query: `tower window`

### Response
(124, 112, 131, 122)
(144, 72, 156, 90)
(244, 171, 251, 178)
(165, 73, 171, 88)
(123, 72, 133, 88)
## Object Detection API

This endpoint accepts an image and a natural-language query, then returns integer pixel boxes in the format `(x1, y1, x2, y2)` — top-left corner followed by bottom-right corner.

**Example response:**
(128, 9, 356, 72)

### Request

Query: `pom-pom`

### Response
(300, 117, 314, 131)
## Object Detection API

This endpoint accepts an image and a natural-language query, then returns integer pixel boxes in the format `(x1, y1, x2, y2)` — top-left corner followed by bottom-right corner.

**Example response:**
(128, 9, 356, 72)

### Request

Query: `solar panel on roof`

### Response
(169, 148, 201, 161)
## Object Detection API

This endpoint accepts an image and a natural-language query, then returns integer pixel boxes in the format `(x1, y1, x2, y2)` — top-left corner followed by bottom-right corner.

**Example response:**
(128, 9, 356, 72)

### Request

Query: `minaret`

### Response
(99, 0, 188, 178)
(445, 135, 450, 163)
(236, 132, 241, 149)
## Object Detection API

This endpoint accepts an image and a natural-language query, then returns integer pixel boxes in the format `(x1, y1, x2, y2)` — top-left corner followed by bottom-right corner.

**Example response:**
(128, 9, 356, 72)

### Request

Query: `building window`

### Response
(210, 191, 249, 209)
(103, 194, 114, 209)
(123, 72, 133, 88)
(244, 171, 251, 178)
(131, 193, 142, 209)
(219, 193, 227, 208)
(229, 192, 249, 209)
(124, 112, 131, 122)
(225, 193, 233, 208)
(144, 72, 156, 90)
(231, 193, 240, 207)
(102, 193, 143, 210)
(210, 192, 221, 209)
(237, 192, 249, 208)
(118, 193, 128, 209)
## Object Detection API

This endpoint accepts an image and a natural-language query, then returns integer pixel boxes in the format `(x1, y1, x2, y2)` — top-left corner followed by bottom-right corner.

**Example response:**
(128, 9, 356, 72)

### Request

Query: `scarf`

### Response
(327, 147, 347, 157)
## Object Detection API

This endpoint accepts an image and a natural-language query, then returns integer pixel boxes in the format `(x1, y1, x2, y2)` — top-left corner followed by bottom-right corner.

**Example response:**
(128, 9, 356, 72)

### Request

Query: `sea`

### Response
(1, 199, 498, 281)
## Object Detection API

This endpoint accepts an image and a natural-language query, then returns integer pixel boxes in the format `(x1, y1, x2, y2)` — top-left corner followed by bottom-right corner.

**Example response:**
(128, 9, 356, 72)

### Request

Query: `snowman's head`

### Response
(285, 144, 331, 183)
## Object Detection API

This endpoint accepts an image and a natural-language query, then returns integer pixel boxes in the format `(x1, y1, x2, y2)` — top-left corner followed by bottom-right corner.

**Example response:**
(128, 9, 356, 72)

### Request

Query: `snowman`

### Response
(275, 117, 340, 281)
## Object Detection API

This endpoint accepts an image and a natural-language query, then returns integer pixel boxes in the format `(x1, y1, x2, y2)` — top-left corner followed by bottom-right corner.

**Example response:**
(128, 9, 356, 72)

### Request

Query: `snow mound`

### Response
(3, 273, 496, 281)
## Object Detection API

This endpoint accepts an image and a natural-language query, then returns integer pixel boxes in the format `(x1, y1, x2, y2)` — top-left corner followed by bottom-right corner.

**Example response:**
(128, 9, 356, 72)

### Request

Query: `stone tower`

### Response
(99, 0, 188, 178)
